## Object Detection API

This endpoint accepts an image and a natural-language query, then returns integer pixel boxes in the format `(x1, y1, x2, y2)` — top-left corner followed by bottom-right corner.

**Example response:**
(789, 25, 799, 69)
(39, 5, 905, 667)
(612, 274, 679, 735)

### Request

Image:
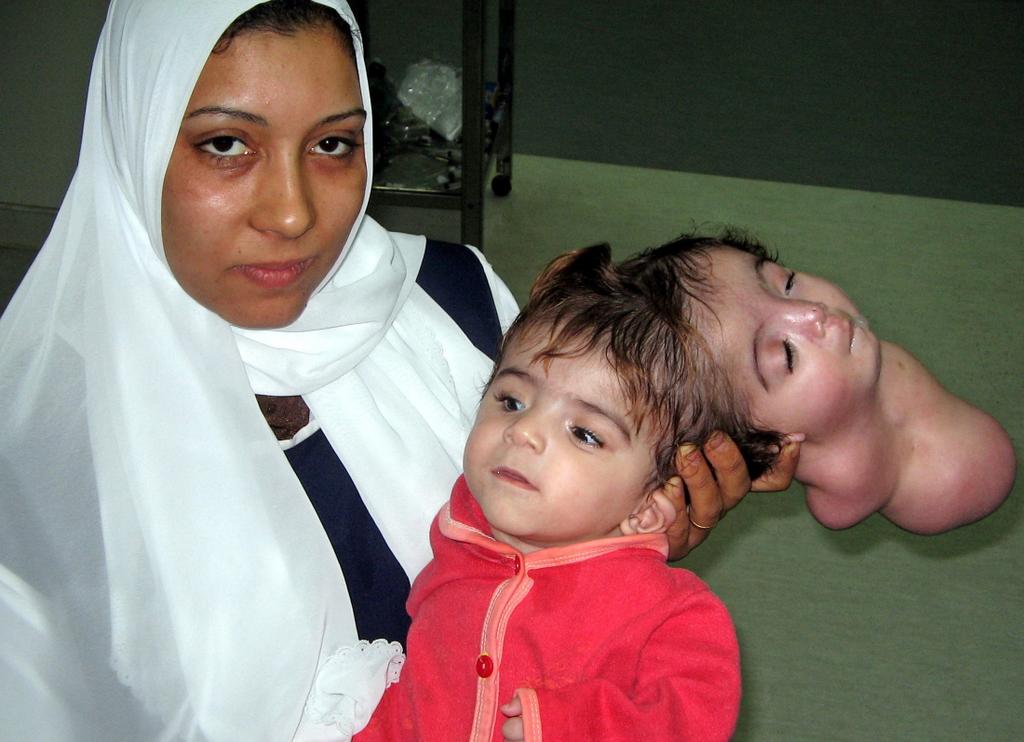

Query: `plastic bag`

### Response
(397, 59, 463, 142)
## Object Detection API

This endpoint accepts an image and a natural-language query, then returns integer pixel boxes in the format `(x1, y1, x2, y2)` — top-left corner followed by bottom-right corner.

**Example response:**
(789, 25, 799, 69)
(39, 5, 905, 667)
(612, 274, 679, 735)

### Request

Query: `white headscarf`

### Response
(0, 1, 516, 739)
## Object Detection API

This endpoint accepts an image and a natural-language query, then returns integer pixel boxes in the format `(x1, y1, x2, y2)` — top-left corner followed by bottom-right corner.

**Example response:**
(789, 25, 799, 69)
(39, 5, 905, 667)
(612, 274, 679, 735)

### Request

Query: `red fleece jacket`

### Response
(358, 476, 740, 741)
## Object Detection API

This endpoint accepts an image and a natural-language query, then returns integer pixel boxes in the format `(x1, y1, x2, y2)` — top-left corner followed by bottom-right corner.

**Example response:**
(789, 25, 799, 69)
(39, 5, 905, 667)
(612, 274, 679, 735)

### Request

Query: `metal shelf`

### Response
(355, 0, 514, 250)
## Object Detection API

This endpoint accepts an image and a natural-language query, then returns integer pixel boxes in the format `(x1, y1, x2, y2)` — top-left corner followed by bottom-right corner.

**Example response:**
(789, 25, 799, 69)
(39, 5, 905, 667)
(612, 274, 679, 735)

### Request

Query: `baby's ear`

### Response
(620, 487, 678, 535)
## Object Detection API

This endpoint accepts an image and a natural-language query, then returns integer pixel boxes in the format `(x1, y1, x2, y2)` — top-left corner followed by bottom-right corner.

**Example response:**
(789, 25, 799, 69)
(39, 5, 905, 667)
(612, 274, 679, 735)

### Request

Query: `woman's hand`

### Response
(665, 432, 801, 561)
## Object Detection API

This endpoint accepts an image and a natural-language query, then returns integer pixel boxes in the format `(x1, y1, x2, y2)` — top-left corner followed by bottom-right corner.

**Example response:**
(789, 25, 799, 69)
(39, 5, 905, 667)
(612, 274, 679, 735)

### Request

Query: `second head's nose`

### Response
(783, 301, 827, 337)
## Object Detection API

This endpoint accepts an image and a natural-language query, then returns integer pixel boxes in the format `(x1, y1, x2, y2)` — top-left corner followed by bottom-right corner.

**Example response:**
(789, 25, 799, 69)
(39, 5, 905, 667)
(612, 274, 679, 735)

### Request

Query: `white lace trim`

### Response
(306, 639, 406, 735)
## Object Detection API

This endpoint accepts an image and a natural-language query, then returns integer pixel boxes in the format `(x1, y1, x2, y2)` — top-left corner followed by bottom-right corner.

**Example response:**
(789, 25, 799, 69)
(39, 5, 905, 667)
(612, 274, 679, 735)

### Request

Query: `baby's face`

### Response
(698, 247, 882, 442)
(463, 337, 658, 553)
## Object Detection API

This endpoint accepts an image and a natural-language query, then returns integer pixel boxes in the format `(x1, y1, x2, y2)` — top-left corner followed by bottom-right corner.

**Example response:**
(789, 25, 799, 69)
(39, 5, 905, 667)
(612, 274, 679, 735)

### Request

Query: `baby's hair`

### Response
(624, 229, 787, 478)
(494, 241, 779, 487)
(215, 0, 356, 56)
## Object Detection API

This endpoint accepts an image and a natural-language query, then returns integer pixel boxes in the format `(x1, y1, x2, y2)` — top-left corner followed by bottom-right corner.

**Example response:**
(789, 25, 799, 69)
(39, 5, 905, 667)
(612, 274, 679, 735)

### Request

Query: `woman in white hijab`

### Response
(0, 1, 772, 739)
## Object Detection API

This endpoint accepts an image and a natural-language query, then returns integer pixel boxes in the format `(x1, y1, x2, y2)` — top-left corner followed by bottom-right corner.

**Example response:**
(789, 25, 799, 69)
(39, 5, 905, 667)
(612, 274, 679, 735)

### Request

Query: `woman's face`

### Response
(698, 247, 882, 442)
(161, 25, 367, 329)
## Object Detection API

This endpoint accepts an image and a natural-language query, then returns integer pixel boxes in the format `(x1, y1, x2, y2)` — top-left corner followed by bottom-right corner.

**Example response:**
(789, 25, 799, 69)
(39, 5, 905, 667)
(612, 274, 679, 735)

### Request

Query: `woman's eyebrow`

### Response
(185, 106, 267, 125)
(184, 106, 367, 129)
(317, 108, 367, 127)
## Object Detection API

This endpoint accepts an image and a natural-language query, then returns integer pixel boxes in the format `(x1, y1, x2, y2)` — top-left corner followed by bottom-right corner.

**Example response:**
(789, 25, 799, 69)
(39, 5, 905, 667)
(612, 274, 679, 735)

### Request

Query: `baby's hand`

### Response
(499, 693, 525, 742)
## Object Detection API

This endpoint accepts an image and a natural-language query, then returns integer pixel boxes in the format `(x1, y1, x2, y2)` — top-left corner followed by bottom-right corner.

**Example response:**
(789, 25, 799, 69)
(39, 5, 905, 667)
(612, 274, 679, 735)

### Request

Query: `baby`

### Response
(624, 231, 1016, 533)
(357, 244, 745, 741)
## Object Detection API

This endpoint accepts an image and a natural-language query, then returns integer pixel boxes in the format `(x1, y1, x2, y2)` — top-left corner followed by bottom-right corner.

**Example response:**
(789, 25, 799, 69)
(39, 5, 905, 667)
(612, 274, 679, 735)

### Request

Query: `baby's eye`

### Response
(198, 136, 249, 157)
(311, 137, 354, 156)
(784, 271, 797, 295)
(783, 339, 796, 372)
(497, 394, 524, 413)
(570, 425, 603, 448)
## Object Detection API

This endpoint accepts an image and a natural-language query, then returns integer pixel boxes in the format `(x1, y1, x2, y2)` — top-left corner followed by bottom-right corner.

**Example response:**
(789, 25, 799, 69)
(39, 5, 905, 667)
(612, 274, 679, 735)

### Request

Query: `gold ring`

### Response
(686, 505, 714, 530)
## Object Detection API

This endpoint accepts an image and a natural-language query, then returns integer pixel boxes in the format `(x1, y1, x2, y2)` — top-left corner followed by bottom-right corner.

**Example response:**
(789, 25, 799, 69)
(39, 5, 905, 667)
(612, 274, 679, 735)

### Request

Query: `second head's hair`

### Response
(495, 241, 780, 487)
(623, 229, 787, 479)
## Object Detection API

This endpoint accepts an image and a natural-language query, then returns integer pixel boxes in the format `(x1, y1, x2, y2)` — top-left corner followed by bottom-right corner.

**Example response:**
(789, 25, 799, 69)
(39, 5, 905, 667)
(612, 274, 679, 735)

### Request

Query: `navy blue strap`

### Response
(417, 239, 503, 361)
(283, 241, 503, 646)
(285, 430, 412, 645)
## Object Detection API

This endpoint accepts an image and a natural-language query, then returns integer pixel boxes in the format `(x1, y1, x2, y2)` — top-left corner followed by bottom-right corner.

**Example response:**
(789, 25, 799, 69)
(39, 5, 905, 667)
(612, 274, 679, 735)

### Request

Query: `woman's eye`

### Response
(570, 426, 603, 448)
(198, 136, 249, 157)
(497, 394, 524, 413)
(783, 339, 796, 372)
(784, 271, 796, 295)
(311, 137, 354, 156)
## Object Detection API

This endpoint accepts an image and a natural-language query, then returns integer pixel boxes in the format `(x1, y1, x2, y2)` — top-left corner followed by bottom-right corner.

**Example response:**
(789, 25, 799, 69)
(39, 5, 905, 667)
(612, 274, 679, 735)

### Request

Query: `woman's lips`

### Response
(235, 258, 314, 289)
(492, 466, 537, 491)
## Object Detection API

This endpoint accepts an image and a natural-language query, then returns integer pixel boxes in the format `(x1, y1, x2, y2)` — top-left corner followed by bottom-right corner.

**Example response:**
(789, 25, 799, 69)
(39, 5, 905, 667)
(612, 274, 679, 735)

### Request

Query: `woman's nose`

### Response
(503, 414, 544, 452)
(251, 155, 316, 239)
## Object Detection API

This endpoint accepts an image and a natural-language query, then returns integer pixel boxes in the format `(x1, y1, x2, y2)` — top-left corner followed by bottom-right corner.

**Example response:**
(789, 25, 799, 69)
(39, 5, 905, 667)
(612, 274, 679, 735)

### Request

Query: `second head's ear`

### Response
(620, 486, 678, 535)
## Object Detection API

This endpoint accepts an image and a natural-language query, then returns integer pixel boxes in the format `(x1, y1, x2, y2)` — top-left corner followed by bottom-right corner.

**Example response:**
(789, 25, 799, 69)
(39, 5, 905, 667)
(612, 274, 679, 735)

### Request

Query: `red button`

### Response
(476, 653, 494, 678)
(513, 556, 522, 574)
